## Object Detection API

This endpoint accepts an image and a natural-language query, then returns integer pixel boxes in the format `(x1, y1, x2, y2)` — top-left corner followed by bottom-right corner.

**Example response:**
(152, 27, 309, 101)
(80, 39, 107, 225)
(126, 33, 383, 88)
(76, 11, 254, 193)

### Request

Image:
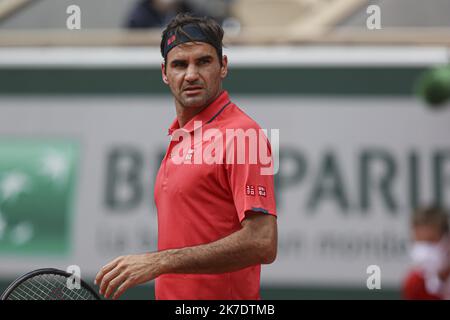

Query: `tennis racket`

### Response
(1, 268, 101, 300)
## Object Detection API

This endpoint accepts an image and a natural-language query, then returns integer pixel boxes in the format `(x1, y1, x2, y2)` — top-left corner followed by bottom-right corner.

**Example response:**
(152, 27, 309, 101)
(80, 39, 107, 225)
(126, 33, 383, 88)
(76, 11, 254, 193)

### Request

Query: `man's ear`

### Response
(220, 55, 228, 79)
(161, 63, 169, 85)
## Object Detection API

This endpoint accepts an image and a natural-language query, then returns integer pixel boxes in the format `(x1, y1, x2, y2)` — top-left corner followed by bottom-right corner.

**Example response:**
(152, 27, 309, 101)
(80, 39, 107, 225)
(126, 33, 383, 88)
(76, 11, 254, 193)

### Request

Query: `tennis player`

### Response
(95, 13, 277, 300)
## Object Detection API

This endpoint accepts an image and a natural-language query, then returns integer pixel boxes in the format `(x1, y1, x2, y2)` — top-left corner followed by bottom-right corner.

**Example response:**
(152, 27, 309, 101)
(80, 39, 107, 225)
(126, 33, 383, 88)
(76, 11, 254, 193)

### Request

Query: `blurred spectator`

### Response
(125, 0, 233, 29)
(186, 0, 233, 24)
(403, 206, 450, 299)
(125, 0, 194, 29)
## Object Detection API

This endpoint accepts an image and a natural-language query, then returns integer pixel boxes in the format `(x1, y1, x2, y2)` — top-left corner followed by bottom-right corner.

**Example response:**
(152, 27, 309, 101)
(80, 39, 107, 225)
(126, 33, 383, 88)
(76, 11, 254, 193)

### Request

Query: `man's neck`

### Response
(175, 91, 222, 128)
(175, 103, 208, 129)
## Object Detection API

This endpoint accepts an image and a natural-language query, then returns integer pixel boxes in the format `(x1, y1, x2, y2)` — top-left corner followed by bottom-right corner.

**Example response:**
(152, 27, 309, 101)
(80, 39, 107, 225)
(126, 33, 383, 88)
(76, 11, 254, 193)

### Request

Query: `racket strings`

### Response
(11, 278, 48, 300)
(6, 273, 97, 300)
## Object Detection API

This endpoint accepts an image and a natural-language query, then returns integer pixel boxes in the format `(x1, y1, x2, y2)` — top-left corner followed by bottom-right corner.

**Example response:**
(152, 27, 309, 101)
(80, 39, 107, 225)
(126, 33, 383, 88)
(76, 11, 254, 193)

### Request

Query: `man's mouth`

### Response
(184, 86, 203, 93)
(184, 86, 203, 96)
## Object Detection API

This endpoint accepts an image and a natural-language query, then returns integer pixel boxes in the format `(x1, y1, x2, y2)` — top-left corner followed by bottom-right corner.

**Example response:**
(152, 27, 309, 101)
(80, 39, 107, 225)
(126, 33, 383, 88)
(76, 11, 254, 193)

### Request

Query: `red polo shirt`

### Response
(154, 90, 277, 300)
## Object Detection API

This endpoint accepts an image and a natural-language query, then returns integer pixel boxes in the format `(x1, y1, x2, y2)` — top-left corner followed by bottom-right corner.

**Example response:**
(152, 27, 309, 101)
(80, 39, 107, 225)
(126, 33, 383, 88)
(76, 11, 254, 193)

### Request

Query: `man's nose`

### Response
(185, 65, 199, 82)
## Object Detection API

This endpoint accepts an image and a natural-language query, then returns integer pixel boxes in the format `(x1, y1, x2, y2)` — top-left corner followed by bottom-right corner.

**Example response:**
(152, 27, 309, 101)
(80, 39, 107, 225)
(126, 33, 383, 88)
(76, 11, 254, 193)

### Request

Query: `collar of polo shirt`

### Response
(167, 90, 231, 136)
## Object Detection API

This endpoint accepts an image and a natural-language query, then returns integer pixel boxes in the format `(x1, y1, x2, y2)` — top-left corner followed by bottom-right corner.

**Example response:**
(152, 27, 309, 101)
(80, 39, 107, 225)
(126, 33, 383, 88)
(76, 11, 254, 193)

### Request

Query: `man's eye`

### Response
(173, 62, 186, 68)
(198, 59, 210, 65)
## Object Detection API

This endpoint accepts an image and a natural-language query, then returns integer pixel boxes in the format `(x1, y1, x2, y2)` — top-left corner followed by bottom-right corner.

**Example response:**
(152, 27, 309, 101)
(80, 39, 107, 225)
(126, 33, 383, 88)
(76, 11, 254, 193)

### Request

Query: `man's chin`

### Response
(181, 95, 208, 108)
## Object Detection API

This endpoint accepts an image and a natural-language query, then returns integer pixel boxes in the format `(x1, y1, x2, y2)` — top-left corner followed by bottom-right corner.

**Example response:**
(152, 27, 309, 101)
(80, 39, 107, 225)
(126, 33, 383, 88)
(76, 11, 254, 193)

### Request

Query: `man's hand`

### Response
(95, 253, 164, 300)
(94, 212, 277, 299)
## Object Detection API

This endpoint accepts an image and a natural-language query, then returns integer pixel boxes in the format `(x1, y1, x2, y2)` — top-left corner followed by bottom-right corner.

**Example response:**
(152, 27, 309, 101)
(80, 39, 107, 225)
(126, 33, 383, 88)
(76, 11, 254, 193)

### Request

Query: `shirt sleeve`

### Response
(224, 126, 277, 222)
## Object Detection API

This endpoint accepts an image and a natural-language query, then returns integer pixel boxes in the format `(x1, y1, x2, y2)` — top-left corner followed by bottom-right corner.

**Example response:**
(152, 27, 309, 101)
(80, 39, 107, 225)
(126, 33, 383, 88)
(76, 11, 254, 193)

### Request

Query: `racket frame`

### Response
(0, 268, 101, 300)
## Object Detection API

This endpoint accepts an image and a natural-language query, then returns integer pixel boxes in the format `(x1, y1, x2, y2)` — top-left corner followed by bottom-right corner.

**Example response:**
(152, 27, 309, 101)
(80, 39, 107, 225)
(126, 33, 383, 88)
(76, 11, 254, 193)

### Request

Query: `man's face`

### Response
(162, 42, 228, 110)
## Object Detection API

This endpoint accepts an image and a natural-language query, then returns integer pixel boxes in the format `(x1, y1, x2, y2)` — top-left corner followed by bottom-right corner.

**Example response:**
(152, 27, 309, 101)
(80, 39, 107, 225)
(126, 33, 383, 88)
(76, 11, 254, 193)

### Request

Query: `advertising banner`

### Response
(0, 95, 449, 289)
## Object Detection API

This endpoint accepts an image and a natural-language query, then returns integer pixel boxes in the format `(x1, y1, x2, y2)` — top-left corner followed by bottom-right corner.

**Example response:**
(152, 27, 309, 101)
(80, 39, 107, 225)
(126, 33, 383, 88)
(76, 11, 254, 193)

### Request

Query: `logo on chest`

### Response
(185, 149, 194, 161)
(170, 148, 197, 164)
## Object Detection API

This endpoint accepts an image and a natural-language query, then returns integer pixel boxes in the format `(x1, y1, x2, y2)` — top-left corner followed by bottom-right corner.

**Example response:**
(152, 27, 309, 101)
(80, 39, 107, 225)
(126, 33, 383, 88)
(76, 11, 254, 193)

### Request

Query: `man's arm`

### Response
(95, 212, 277, 299)
(162, 211, 277, 274)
